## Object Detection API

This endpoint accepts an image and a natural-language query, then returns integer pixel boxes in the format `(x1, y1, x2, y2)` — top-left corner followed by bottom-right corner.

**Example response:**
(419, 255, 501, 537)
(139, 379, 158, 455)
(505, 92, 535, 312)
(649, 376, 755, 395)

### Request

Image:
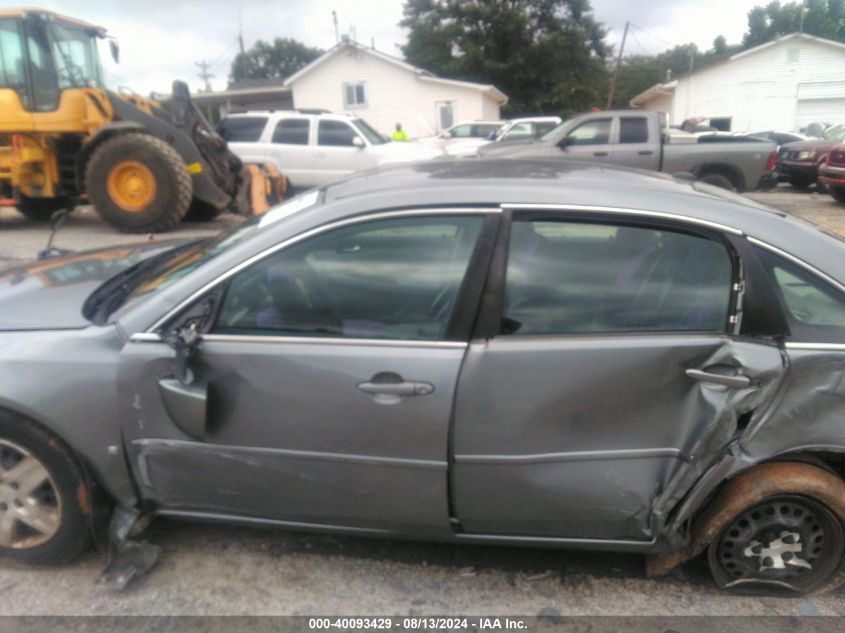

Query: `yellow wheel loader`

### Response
(0, 9, 285, 233)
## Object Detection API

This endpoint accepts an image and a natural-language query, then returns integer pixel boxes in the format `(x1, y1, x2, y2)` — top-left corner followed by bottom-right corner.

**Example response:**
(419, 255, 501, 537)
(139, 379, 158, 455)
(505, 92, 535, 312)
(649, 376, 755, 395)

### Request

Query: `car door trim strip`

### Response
(747, 236, 845, 295)
(784, 342, 845, 351)
(157, 510, 399, 536)
(133, 438, 447, 470)
(130, 332, 468, 349)
(454, 447, 687, 465)
(144, 207, 501, 333)
(500, 203, 745, 235)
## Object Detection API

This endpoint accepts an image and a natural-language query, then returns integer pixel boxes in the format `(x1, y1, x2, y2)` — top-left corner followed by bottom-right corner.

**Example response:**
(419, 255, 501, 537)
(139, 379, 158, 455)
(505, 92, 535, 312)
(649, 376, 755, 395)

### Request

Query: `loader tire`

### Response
(183, 198, 222, 222)
(16, 196, 70, 222)
(86, 134, 192, 233)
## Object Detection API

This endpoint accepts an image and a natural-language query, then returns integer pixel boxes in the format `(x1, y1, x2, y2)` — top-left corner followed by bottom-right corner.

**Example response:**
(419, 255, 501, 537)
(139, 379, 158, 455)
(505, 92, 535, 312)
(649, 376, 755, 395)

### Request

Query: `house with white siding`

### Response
(282, 39, 508, 139)
(630, 33, 845, 133)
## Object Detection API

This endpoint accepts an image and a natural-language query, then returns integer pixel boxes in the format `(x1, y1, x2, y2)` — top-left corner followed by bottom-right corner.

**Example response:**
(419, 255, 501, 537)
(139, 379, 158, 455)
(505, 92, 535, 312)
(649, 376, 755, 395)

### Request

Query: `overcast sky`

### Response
(17, 0, 769, 95)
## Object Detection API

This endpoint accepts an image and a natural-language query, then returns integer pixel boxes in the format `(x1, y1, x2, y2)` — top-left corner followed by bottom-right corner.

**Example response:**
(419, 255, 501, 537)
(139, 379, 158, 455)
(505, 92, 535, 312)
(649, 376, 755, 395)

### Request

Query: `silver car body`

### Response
(2, 159, 845, 558)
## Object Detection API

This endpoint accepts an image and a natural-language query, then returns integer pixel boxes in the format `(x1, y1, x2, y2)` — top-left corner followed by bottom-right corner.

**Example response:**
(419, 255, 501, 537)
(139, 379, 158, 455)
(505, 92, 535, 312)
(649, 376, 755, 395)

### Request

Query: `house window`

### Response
(787, 47, 800, 64)
(437, 102, 454, 131)
(343, 82, 366, 108)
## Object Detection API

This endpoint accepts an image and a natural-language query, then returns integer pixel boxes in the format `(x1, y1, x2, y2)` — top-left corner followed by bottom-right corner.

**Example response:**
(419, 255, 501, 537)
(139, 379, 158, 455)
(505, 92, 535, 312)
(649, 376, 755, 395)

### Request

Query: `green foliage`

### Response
(230, 38, 323, 82)
(400, 0, 611, 115)
(744, 0, 845, 46)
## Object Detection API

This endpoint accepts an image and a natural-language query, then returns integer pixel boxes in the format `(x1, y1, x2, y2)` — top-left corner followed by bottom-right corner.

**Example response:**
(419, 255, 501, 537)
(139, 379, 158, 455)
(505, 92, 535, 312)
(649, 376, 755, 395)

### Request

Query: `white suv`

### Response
(218, 111, 444, 190)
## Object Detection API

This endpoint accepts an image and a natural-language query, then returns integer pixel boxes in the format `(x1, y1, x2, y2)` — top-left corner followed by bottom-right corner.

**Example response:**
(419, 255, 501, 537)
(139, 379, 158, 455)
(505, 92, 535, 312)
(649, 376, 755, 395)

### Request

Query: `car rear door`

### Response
(117, 210, 498, 536)
(611, 115, 660, 171)
(261, 115, 315, 189)
(450, 209, 786, 542)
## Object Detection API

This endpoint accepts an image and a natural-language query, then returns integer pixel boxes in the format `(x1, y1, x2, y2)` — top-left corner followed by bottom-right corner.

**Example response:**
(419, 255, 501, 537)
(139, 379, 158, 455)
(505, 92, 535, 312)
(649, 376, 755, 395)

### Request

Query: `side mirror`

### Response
(352, 136, 365, 149)
(108, 39, 120, 64)
(558, 136, 573, 150)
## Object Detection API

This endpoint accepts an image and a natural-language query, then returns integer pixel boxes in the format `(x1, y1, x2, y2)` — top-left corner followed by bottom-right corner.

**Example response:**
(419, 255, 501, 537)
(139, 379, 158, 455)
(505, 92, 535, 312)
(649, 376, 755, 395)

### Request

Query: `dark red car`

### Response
(819, 144, 845, 203)
(778, 124, 845, 189)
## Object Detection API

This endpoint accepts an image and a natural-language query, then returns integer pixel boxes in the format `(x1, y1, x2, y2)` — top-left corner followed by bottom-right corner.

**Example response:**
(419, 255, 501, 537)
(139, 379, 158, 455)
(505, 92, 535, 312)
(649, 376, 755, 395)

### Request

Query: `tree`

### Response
(230, 38, 323, 83)
(400, 0, 611, 115)
(743, 0, 845, 48)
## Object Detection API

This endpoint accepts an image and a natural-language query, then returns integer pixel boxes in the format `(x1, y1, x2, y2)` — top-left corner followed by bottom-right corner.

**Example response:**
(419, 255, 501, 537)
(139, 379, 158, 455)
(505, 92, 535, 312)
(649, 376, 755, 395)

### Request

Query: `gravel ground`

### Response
(1, 184, 844, 619)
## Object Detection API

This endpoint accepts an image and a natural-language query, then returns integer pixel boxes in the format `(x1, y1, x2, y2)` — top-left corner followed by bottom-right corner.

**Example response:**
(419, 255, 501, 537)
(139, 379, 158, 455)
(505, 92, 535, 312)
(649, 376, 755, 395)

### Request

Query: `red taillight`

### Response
(765, 151, 777, 172)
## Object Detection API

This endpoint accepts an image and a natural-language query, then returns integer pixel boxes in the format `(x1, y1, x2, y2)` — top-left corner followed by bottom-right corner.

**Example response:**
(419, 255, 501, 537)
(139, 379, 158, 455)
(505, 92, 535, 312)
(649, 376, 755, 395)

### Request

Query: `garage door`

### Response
(796, 99, 845, 129)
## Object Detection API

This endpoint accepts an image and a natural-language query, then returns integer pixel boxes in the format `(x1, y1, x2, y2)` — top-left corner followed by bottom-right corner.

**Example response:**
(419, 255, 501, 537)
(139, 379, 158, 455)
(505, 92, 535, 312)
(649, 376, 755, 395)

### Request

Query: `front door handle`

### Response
(593, 151, 609, 157)
(686, 368, 751, 389)
(638, 150, 654, 155)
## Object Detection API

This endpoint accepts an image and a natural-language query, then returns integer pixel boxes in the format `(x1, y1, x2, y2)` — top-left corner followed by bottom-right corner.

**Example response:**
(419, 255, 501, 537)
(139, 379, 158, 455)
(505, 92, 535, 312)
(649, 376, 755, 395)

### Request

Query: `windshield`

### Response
(353, 118, 386, 145)
(84, 191, 323, 323)
(824, 125, 845, 141)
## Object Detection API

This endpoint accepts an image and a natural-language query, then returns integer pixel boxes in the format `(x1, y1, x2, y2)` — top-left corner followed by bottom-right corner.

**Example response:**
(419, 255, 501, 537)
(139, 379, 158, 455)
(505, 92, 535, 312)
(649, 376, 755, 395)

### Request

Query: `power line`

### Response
(629, 22, 678, 50)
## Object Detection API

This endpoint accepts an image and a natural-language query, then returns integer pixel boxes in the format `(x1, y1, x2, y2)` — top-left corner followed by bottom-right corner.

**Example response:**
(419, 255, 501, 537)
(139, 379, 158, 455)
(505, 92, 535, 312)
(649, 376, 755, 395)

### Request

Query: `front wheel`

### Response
(0, 412, 92, 565)
(86, 134, 193, 233)
(697, 173, 734, 190)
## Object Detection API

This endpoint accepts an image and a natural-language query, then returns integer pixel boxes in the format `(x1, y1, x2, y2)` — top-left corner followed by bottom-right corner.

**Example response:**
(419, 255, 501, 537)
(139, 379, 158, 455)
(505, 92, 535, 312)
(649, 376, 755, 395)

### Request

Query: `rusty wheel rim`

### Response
(712, 494, 843, 591)
(106, 160, 157, 212)
(0, 439, 62, 549)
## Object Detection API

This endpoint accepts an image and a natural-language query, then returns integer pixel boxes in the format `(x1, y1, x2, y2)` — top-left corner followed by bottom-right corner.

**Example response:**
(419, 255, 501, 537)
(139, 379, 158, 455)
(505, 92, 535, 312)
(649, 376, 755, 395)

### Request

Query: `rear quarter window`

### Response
(217, 117, 268, 142)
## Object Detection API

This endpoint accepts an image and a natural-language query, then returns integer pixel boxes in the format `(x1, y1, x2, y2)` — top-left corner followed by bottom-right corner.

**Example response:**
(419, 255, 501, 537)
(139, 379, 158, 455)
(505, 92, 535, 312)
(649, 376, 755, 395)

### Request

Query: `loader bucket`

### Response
(245, 164, 287, 217)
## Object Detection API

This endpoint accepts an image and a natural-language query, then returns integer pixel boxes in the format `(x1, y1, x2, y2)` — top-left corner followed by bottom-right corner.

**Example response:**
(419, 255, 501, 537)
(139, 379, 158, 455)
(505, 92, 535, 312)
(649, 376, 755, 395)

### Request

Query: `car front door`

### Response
(557, 117, 615, 164)
(451, 211, 786, 541)
(118, 211, 495, 536)
(314, 119, 371, 185)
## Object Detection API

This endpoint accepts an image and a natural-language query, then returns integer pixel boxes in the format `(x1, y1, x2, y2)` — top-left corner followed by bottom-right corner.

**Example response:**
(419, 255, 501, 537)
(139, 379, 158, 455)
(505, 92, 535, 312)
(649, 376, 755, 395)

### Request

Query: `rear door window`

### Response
(502, 220, 733, 335)
(217, 117, 268, 142)
(619, 117, 649, 143)
(272, 118, 310, 145)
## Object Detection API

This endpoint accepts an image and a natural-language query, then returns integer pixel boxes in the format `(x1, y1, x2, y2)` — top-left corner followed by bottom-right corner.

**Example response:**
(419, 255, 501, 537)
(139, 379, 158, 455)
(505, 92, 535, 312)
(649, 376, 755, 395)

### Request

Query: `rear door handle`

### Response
(638, 150, 654, 155)
(593, 151, 609, 157)
(685, 368, 751, 389)
(357, 381, 434, 396)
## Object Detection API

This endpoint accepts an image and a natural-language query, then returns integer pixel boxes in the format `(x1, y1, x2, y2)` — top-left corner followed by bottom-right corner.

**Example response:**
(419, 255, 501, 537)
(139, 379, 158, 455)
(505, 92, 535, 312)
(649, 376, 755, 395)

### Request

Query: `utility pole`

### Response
(332, 10, 339, 43)
(195, 60, 213, 92)
(606, 21, 629, 110)
(238, 9, 248, 80)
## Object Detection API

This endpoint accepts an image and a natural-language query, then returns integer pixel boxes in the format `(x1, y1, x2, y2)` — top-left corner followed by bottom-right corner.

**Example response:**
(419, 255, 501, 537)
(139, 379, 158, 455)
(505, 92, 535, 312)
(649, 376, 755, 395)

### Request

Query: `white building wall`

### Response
(290, 48, 499, 138)
(640, 37, 845, 132)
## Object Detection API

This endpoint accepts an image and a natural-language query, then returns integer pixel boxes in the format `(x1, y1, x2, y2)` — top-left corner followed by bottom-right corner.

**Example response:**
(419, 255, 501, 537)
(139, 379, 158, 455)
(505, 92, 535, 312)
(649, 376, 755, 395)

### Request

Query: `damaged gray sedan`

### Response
(3, 159, 845, 595)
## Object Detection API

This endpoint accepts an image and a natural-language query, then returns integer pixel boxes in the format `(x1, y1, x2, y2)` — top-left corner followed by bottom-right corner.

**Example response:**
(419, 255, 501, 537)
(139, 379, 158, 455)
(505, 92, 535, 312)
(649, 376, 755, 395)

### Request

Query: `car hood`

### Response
(780, 139, 842, 153)
(0, 241, 184, 331)
(371, 142, 444, 162)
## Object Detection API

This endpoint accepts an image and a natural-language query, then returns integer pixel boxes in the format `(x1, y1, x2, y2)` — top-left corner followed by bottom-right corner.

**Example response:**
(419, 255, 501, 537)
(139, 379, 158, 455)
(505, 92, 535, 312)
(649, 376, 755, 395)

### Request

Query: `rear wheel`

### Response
(86, 134, 192, 233)
(0, 413, 91, 565)
(16, 195, 70, 222)
(831, 186, 845, 203)
(698, 173, 734, 190)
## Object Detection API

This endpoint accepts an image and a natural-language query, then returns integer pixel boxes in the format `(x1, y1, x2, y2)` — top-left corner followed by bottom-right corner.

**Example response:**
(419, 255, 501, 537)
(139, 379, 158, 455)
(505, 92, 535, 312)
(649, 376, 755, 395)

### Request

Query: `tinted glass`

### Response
(272, 118, 309, 145)
(218, 117, 268, 142)
(215, 216, 484, 340)
(503, 221, 733, 335)
(757, 247, 845, 342)
(318, 120, 358, 146)
(565, 119, 611, 145)
(535, 121, 558, 136)
(0, 19, 27, 107)
(24, 18, 59, 111)
(619, 117, 649, 144)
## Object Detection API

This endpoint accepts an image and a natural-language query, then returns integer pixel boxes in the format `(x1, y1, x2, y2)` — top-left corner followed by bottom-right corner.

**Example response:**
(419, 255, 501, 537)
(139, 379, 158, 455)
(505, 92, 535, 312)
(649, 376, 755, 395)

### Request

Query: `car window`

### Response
(619, 117, 649, 144)
(756, 247, 845, 342)
(502, 220, 733, 335)
(214, 215, 484, 340)
(217, 117, 268, 143)
(449, 124, 473, 138)
(565, 119, 612, 146)
(503, 122, 533, 140)
(535, 121, 558, 136)
(318, 120, 359, 147)
(271, 118, 310, 145)
(476, 124, 502, 137)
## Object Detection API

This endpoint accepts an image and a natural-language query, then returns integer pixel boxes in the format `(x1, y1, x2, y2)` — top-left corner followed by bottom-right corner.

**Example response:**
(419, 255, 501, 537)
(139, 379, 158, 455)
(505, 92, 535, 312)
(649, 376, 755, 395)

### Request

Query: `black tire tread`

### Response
(85, 133, 192, 233)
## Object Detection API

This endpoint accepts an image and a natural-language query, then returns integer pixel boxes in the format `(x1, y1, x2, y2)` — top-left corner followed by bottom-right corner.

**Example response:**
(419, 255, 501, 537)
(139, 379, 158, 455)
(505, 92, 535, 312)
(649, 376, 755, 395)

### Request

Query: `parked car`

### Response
(416, 120, 505, 155)
(5, 159, 845, 595)
(744, 130, 810, 149)
(777, 124, 845, 189)
(217, 111, 443, 190)
(819, 144, 845, 203)
(478, 111, 777, 191)
(445, 116, 563, 158)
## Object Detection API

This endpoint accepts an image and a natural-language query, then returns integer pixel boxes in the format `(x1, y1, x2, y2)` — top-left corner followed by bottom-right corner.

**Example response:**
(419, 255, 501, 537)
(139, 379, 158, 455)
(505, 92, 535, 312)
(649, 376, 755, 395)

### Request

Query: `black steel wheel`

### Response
(709, 494, 844, 594)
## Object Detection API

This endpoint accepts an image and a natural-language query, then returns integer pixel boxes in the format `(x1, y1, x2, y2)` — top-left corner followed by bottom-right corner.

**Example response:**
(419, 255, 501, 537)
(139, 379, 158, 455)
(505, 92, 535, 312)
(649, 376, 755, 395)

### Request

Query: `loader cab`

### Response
(0, 10, 105, 112)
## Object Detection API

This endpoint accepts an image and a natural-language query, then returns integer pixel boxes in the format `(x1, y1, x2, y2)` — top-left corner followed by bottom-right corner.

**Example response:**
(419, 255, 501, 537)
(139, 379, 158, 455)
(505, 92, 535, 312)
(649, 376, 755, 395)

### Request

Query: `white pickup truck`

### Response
(219, 111, 443, 190)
